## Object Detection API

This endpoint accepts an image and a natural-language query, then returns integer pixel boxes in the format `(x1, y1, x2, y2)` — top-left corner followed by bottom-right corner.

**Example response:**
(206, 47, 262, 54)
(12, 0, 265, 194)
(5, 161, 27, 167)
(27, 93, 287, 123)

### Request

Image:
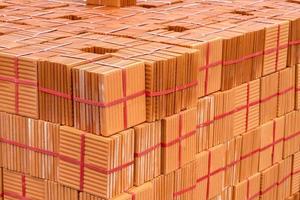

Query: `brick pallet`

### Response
(0, 0, 300, 200)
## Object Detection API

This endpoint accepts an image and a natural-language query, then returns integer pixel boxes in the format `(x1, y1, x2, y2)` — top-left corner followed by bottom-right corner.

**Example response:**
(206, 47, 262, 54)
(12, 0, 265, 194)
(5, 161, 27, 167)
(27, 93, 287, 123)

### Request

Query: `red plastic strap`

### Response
(204, 43, 210, 95)
(0, 137, 59, 157)
(0, 76, 36, 86)
(145, 80, 198, 97)
(260, 182, 277, 196)
(199, 39, 300, 72)
(275, 25, 281, 71)
(271, 121, 276, 164)
(178, 114, 183, 167)
(134, 143, 161, 157)
(122, 70, 128, 129)
(161, 129, 196, 147)
(197, 86, 294, 129)
(73, 90, 145, 108)
(223, 41, 287, 66)
(22, 174, 26, 197)
(60, 153, 134, 175)
(199, 61, 222, 72)
(206, 151, 211, 200)
(79, 134, 86, 191)
(248, 192, 260, 200)
(38, 87, 72, 99)
(283, 129, 300, 141)
(277, 173, 291, 186)
(3, 191, 31, 200)
(246, 179, 250, 200)
(175, 130, 300, 197)
(0, 136, 134, 176)
(125, 191, 136, 200)
(14, 57, 19, 114)
(245, 83, 250, 132)
(293, 169, 300, 176)
(289, 40, 300, 46)
(173, 184, 196, 197)
(223, 50, 263, 66)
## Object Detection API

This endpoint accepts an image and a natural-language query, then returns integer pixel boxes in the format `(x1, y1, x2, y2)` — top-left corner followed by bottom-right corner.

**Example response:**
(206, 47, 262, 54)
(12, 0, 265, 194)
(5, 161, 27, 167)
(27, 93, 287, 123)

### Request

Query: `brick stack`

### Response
(0, 0, 300, 200)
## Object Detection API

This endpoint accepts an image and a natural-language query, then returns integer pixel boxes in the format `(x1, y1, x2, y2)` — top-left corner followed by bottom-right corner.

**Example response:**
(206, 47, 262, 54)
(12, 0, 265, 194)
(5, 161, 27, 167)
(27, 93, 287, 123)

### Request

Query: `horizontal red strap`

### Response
(199, 39, 299, 71)
(0, 136, 134, 175)
(146, 80, 198, 97)
(161, 130, 196, 147)
(284, 130, 300, 141)
(223, 43, 288, 66)
(0, 137, 59, 157)
(39, 87, 72, 99)
(248, 192, 260, 200)
(289, 40, 300, 46)
(134, 143, 161, 157)
(260, 182, 277, 196)
(223, 50, 264, 66)
(197, 86, 294, 129)
(60, 154, 134, 175)
(277, 173, 292, 186)
(293, 169, 300, 176)
(3, 191, 31, 200)
(199, 60, 222, 71)
(259, 138, 284, 152)
(177, 131, 300, 197)
(173, 184, 196, 197)
(0, 76, 37, 87)
(74, 90, 145, 107)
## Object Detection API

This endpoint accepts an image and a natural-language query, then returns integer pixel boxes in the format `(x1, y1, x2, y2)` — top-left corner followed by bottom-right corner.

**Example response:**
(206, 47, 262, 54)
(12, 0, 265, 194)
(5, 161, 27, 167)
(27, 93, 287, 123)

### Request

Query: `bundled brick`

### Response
(58, 126, 134, 199)
(133, 121, 161, 186)
(161, 107, 197, 174)
(3, 169, 45, 200)
(0, 0, 300, 200)
(0, 112, 59, 180)
(72, 57, 146, 136)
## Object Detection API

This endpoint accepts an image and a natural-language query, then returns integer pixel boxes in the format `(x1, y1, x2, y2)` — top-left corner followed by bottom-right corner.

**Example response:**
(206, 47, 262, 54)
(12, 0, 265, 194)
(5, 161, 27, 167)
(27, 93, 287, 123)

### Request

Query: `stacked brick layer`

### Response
(0, 0, 299, 200)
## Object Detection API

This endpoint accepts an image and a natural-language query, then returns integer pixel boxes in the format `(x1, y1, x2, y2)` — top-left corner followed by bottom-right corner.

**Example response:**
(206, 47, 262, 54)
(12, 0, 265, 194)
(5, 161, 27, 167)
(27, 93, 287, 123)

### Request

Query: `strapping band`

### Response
(145, 80, 198, 97)
(122, 70, 128, 129)
(79, 134, 86, 191)
(134, 143, 161, 158)
(178, 114, 183, 167)
(22, 174, 26, 197)
(204, 43, 210, 95)
(271, 121, 276, 164)
(3, 173, 29, 200)
(245, 83, 250, 132)
(14, 57, 19, 114)
(174, 130, 300, 197)
(125, 191, 136, 200)
(197, 86, 294, 129)
(275, 25, 281, 71)
(73, 90, 145, 108)
(206, 151, 211, 200)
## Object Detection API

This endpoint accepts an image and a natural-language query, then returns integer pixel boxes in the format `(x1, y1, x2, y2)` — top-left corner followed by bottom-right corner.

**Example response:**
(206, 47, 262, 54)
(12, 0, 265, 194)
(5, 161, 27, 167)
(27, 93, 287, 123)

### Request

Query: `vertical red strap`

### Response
(122, 69, 128, 129)
(21, 174, 26, 198)
(204, 43, 210, 95)
(275, 25, 280, 71)
(126, 191, 136, 200)
(206, 151, 211, 200)
(178, 114, 183, 167)
(245, 83, 250, 132)
(271, 121, 276, 164)
(79, 134, 86, 191)
(246, 179, 250, 200)
(14, 57, 19, 114)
